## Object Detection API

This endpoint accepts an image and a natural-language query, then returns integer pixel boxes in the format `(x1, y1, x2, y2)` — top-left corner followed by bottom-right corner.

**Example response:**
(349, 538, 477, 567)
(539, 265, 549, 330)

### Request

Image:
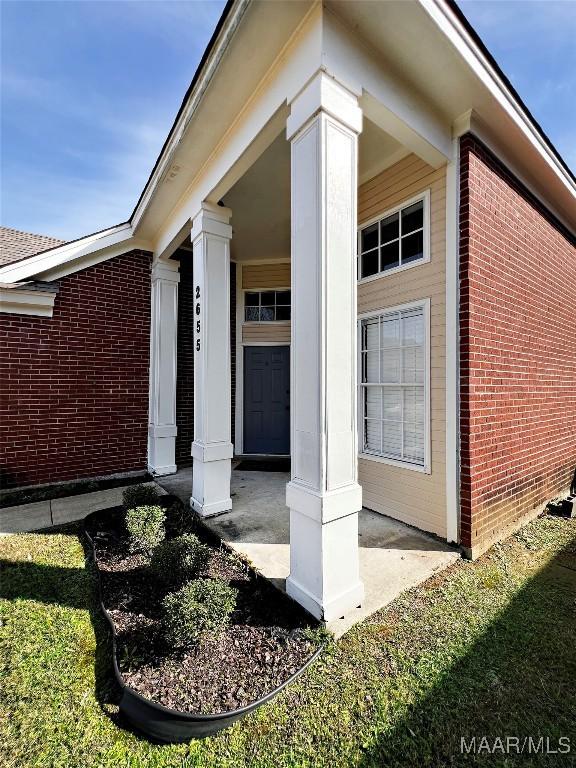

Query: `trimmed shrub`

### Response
(125, 505, 166, 554)
(150, 534, 211, 590)
(161, 578, 237, 647)
(122, 483, 160, 512)
(165, 499, 196, 537)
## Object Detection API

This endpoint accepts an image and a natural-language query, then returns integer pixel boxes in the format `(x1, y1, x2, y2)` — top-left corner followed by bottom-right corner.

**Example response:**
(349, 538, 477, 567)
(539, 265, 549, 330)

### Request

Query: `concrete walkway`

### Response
(158, 467, 460, 637)
(0, 482, 164, 534)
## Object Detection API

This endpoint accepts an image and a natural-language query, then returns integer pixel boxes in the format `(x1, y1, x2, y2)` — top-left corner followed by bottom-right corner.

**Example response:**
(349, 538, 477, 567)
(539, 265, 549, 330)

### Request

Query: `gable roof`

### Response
(445, 0, 575, 187)
(129, 0, 575, 235)
(0, 226, 66, 267)
(1, 0, 574, 284)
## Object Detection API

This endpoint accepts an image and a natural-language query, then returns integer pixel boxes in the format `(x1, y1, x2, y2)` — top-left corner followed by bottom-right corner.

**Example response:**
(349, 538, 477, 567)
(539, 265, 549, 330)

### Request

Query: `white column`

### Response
(148, 259, 180, 476)
(190, 202, 233, 517)
(286, 72, 364, 621)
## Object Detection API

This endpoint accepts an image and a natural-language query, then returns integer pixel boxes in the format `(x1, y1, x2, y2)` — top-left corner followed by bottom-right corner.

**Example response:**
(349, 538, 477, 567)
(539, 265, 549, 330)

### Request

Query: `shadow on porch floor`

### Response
(157, 467, 460, 638)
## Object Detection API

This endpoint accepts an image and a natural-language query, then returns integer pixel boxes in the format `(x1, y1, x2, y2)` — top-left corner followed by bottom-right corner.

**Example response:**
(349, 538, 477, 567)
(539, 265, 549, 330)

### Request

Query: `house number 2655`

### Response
(195, 285, 201, 351)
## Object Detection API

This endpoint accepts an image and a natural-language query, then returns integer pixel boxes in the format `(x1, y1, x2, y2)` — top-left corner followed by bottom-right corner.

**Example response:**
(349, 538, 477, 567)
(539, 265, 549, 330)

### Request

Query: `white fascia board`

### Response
(131, 0, 252, 232)
(0, 288, 57, 318)
(0, 224, 152, 283)
(322, 8, 452, 168)
(421, 0, 576, 201)
(36, 237, 153, 281)
(153, 4, 323, 258)
(453, 110, 575, 234)
(0, 1, 249, 283)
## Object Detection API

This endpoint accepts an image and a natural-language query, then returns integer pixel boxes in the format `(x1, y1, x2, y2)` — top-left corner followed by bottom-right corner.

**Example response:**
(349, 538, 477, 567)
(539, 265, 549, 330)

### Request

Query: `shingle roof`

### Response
(0, 226, 66, 267)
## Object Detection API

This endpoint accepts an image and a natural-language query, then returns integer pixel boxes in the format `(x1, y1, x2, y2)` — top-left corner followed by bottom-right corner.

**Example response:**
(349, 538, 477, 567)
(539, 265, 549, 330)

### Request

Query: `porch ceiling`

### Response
(224, 119, 404, 264)
(226, 132, 290, 264)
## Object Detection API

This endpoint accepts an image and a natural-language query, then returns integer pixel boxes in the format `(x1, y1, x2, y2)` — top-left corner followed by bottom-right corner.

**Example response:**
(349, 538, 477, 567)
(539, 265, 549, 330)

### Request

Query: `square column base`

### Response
(191, 455, 232, 518)
(287, 494, 364, 622)
(147, 432, 177, 477)
(148, 463, 178, 477)
(287, 573, 364, 623)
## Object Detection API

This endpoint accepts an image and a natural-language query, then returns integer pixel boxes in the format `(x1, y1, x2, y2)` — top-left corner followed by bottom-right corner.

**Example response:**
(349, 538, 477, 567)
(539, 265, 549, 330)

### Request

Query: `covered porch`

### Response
(146, 3, 457, 626)
(158, 467, 459, 637)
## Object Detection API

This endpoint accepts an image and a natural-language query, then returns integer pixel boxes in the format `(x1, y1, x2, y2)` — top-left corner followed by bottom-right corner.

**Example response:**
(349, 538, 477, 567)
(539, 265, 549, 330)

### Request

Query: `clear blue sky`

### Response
(1, 0, 574, 241)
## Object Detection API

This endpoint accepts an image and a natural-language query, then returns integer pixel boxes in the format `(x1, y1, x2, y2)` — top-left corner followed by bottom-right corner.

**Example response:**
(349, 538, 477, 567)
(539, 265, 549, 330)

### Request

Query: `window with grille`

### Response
(359, 304, 427, 468)
(244, 290, 291, 322)
(358, 194, 428, 280)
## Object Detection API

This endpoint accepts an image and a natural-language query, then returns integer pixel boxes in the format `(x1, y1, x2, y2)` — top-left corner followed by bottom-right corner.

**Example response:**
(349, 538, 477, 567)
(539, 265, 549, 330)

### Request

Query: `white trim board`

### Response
(0, 287, 57, 317)
(131, 0, 252, 231)
(445, 138, 460, 544)
(0, 223, 153, 284)
(422, 0, 575, 230)
(4, 0, 574, 285)
(234, 263, 244, 454)
(453, 110, 575, 236)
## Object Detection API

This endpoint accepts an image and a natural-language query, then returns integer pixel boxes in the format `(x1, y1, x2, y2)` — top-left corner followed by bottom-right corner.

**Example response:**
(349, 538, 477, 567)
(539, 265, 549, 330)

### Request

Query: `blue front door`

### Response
(243, 346, 290, 455)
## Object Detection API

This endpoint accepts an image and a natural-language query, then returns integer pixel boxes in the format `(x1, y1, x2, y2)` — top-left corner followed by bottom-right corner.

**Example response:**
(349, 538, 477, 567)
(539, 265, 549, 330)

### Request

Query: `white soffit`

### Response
(328, 0, 575, 230)
(0, 223, 150, 283)
(133, 0, 316, 242)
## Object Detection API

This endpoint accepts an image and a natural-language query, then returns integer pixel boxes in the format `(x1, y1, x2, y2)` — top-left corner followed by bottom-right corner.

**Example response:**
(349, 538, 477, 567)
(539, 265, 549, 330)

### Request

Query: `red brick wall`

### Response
(459, 135, 576, 555)
(175, 253, 194, 467)
(0, 250, 152, 488)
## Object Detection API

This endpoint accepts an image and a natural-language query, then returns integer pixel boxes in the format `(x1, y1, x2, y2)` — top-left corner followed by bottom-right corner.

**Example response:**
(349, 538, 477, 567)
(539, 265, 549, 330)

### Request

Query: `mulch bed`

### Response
(86, 501, 321, 714)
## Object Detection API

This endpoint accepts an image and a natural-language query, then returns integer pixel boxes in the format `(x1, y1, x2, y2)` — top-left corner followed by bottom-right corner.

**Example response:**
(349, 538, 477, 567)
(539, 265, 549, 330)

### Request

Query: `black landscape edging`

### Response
(83, 511, 323, 743)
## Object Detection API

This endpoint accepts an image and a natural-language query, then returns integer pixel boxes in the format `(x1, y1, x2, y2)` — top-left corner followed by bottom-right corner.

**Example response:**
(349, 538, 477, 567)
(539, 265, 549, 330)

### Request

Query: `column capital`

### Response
(286, 70, 362, 141)
(191, 201, 232, 243)
(151, 259, 180, 282)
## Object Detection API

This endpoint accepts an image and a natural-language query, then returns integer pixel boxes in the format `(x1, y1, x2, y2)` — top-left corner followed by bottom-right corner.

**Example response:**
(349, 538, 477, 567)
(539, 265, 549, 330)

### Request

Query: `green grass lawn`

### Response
(1, 514, 575, 768)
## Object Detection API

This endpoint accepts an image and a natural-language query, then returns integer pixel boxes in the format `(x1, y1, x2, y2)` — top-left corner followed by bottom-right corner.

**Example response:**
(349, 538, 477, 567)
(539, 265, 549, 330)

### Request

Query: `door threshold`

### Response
(235, 454, 290, 460)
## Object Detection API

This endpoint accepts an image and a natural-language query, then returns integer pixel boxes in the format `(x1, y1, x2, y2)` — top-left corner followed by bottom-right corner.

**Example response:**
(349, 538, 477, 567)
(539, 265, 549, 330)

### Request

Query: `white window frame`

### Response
(357, 298, 431, 474)
(242, 288, 292, 324)
(357, 190, 431, 284)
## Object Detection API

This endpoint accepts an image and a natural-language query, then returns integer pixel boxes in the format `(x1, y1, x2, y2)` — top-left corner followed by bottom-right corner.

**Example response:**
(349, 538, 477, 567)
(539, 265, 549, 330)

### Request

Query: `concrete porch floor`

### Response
(158, 467, 460, 637)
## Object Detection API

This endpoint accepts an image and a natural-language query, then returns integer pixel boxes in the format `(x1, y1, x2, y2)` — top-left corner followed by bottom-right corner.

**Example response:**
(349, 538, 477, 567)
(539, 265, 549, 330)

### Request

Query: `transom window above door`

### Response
(245, 290, 291, 322)
(358, 193, 429, 280)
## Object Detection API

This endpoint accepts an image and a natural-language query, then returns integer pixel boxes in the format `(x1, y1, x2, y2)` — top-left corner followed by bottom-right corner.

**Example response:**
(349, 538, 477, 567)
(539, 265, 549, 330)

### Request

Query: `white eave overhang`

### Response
(0, 0, 244, 284)
(129, 0, 250, 233)
(421, 0, 576, 232)
(0, 222, 152, 284)
(1, 0, 574, 288)
(0, 282, 59, 318)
